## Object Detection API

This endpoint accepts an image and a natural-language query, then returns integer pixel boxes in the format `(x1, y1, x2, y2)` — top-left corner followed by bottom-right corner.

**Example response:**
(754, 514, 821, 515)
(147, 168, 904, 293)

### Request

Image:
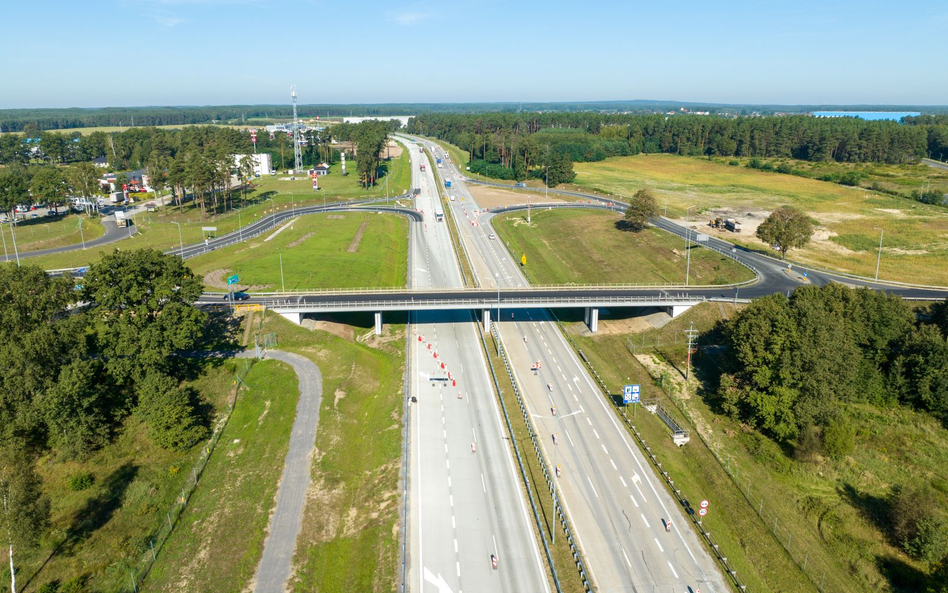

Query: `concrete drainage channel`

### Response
(551, 313, 750, 592)
(478, 324, 594, 593)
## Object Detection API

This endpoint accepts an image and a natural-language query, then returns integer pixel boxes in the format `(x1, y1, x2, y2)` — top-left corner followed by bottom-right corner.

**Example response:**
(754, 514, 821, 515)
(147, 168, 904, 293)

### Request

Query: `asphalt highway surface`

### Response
(413, 135, 731, 593)
(402, 138, 549, 593)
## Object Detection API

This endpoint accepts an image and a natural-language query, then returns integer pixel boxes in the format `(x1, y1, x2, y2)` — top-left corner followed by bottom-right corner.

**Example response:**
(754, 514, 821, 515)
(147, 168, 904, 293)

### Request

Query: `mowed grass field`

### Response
(21, 149, 412, 269)
(571, 154, 948, 285)
(566, 303, 948, 593)
(18, 360, 239, 593)
(2, 213, 105, 255)
(144, 359, 299, 593)
(187, 212, 409, 291)
(491, 208, 755, 285)
(254, 312, 406, 593)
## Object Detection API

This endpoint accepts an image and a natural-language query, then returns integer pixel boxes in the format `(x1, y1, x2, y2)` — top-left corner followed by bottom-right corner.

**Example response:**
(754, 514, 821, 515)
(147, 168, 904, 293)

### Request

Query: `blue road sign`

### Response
(227, 274, 239, 285)
(623, 384, 640, 404)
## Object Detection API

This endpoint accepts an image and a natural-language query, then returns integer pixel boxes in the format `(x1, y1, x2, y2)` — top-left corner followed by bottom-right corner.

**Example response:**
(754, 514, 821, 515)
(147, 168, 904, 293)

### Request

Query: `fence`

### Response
(126, 356, 255, 592)
(480, 324, 592, 592)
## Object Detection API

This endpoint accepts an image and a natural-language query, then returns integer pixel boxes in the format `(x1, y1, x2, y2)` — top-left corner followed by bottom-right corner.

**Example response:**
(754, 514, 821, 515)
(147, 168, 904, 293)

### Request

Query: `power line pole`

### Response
(685, 322, 699, 381)
(291, 86, 303, 174)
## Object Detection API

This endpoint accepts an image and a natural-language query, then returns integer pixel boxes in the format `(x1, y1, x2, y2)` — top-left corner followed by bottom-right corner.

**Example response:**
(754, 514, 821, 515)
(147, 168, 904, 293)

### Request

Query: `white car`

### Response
(449, 195, 455, 201)
(488, 233, 496, 240)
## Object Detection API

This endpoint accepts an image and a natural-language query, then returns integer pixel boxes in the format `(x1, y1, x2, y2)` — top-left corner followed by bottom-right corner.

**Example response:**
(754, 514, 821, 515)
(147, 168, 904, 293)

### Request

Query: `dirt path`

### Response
(347, 221, 368, 253)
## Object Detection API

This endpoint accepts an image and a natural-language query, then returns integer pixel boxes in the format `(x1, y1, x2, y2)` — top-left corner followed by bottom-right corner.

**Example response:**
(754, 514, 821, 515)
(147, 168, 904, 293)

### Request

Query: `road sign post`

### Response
(623, 384, 641, 416)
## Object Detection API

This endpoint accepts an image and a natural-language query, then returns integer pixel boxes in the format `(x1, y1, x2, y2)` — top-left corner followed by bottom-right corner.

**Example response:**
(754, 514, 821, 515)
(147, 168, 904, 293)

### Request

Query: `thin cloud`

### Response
(392, 11, 430, 25)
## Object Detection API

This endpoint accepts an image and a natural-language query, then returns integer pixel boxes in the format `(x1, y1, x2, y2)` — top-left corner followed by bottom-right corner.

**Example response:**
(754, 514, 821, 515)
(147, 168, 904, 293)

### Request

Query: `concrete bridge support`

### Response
(279, 311, 302, 325)
(482, 309, 491, 332)
(584, 307, 599, 333)
(374, 312, 383, 336)
(666, 304, 694, 318)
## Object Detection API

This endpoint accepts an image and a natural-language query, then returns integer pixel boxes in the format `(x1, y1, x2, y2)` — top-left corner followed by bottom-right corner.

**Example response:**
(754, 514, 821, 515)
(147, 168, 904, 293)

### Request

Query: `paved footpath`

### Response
(238, 350, 323, 593)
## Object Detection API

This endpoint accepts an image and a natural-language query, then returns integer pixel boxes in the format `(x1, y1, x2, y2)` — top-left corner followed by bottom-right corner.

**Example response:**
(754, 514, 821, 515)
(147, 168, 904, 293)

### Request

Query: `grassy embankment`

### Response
(562, 303, 948, 593)
(143, 360, 299, 592)
(491, 208, 755, 286)
(23, 149, 411, 269)
(186, 212, 409, 291)
(14, 360, 242, 593)
(250, 312, 406, 593)
(1, 214, 105, 256)
(571, 154, 948, 285)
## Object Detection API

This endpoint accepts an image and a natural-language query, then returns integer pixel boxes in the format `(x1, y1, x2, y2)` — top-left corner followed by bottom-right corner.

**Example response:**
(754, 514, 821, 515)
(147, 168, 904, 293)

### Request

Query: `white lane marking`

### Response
(446, 459, 450, 470)
(452, 515, 455, 529)
(586, 476, 600, 498)
(610, 459, 617, 470)
(564, 427, 575, 446)
(667, 561, 679, 580)
(457, 561, 461, 577)
(481, 474, 486, 493)
(619, 476, 627, 487)
(601, 444, 609, 455)
(593, 429, 600, 440)
(445, 443, 448, 453)
(557, 366, 562, 372)
(629, 493, 639, 508)
(640, 513, 650, 528)
(454, 539, 458, 553)
(492, 534, 498, 554)
(621, 547, 632, 567)
(586, 418, 592, 426)
(472, 427, 477, 443)
(450, 494, 453, 507)
(448, 476, 452, 488)
(654, 538, 664, 553)
(568, 384, 574, 391)
(552, 357, 557, 363)
(572, 392, 578, 401)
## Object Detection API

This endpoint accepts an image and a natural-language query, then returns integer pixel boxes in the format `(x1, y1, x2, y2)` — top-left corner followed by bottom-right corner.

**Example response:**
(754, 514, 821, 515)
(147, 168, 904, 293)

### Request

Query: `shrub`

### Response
(822, 417, 855, 459)
(37, 583, 60, 593)
(889, 483, 948, 562)
(728, 160, 740, 166)
(69, 472, 94, 492)
(905, 516, 948, 564)
(59, 576, 86, 593)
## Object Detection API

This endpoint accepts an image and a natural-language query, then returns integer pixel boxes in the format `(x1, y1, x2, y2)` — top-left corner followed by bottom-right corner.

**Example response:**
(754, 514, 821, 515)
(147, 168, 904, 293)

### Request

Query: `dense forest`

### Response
(714, 285, 948, 574)
(406, 112, 948, 183)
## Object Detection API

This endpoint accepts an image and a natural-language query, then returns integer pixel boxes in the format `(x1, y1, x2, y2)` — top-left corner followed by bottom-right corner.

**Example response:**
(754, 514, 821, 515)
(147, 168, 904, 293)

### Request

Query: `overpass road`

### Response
(401, 138, 549, 593)
(412, 135, 730, 592)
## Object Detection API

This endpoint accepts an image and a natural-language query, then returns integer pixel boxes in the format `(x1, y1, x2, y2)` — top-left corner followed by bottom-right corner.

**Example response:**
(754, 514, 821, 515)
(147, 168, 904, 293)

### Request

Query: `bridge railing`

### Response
(257, 294, 712, 310)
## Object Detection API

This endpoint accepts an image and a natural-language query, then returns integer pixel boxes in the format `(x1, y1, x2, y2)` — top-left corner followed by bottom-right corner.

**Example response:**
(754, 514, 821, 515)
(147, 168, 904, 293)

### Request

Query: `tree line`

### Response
(407, 113, 948, 182)
(0, 251, 211, 592)
(713, 285, 948, 573)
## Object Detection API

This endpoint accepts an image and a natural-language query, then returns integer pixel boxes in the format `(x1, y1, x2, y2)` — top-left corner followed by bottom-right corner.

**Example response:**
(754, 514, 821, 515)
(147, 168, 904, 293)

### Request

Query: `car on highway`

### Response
(488, 233, 496, 240)
(224, 292, 250, 301)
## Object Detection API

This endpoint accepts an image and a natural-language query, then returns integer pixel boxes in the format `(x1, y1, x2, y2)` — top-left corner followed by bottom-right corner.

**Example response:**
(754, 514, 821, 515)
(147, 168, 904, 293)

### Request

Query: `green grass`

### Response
(186, 212, 409, 291)
(571, 154, 948, 285)
(1, 214, 105, 256)
(250, 311, 406, 593)
(561, 303, 948, 593)
(13, 361, 239, 593)
(492, 208, 755, 285)
(20, 150, 412, 270)
(143, 359, 300, 593)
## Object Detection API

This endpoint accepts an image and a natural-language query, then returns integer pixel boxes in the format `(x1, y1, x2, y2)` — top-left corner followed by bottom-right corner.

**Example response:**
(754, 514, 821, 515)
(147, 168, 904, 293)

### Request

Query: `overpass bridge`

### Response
(208, 284, 755, 334)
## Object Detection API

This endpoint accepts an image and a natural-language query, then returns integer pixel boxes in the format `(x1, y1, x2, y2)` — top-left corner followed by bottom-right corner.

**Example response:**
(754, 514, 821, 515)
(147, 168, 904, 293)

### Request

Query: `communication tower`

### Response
(291, 86, 303, 174)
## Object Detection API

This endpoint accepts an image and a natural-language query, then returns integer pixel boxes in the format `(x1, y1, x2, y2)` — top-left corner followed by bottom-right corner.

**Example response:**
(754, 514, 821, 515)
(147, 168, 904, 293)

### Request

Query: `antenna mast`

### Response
(291, 85, 303, 174)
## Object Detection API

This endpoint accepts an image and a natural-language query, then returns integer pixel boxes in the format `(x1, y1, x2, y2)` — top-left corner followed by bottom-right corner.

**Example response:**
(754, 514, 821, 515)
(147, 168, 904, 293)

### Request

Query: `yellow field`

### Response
(572, 154, 948, 285)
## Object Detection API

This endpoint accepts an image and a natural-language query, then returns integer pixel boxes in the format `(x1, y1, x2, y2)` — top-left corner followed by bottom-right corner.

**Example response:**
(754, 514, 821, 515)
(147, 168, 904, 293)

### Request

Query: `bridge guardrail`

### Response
(254, 294, 712, 311)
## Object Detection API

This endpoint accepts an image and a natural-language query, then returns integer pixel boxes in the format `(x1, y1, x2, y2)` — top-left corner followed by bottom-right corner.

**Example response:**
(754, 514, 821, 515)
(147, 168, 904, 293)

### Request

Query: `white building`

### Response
(234, 153, 273, 176)
(343, 115, 412, 127)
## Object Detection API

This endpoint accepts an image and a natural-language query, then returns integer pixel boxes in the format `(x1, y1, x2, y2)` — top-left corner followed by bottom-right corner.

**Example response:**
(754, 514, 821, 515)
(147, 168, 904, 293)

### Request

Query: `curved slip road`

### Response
(1, 217, 137, 262)
(234, 350, 323, 593)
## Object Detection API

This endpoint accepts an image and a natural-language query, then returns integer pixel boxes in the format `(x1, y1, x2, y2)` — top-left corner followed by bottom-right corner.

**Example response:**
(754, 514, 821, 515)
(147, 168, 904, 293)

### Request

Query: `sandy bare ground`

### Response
(468, 185, 567, 210)
(347, 221, 368, 252)
(286, 232, 314, 249)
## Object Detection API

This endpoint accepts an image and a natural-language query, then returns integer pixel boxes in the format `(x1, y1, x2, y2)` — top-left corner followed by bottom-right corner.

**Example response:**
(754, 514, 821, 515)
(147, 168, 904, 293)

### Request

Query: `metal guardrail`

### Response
(485, 325, 594, 592)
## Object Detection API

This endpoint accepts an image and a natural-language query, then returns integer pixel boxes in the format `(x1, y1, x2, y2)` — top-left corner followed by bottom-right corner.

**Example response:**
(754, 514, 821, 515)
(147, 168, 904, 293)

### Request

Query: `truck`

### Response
(109, 190, 127, 205)
(434, 203, 444, 222)
(114, 210, 129, 227)
(420, 163, 426, 172)
(445, 180, 452, 188)
(436, 158, 443, 168)
(724, 218, 742, 232)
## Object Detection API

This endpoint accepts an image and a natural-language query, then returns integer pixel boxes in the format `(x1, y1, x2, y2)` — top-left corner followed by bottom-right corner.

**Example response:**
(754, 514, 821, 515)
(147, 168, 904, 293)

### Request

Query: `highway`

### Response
(414, 136, 730, 593)
(401, 139, 549, 593)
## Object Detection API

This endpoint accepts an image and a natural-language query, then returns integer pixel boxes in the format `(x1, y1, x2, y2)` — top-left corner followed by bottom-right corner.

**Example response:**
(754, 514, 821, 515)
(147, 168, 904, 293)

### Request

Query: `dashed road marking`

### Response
(629, 494, 639, 508)
(610, 459, 617, 470)
(587, 476, 600, 498)
(667, 562, 679, 580)
(654, 538, 664, 553)
(640, 513, 649, 527)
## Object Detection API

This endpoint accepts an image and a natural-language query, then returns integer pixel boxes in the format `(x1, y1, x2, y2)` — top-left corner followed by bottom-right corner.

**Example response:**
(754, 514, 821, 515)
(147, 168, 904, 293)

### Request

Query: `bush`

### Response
(821, 417, 855, 459)
(795, 424, 822, 462)
(839, 171, 863, 186)
(905, 516, 948, 564)
(137, 372, 208, 451)
(59, 576, 86, 593)
(728, 160, 740, 166)
(37, 583, 59, 593)
(889, 483, 948, 562)
(69, 472, 94, 492)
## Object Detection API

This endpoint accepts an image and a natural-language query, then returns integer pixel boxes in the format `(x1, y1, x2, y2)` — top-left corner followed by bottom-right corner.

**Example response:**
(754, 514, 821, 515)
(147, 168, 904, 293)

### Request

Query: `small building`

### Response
(233, 153, 272, 177)
(92, 156, 109, 168)
(99, 169, 150, 193)
(310, 163, 331, 177)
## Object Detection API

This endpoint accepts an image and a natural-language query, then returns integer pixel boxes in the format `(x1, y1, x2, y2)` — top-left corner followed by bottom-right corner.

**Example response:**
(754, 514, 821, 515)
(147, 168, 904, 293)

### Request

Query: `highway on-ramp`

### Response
(417, 136, 730, 593)
(401, 139, 549, 593)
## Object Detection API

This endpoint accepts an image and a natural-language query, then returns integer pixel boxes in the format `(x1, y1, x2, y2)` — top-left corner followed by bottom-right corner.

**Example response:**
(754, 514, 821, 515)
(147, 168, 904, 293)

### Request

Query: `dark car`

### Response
(223, 291, 250, 301)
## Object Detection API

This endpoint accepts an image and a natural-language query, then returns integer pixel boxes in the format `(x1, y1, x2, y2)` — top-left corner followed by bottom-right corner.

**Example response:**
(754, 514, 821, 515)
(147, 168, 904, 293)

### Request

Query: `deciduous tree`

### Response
(623, 188, 658, 231)
(755, 206, 814, 259)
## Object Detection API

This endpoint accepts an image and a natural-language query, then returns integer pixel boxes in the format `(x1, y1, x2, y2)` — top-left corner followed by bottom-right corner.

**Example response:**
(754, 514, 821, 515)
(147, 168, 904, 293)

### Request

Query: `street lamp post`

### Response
(874, 227, 884, 281)
(533, 409, 581, 544)
(171, 221, 184, 259)
(238, 209, 243, 242)
(685, 206, 696, 286)
(279, 251, 286, 293)
(79, 216, 86, 249)
(10, 220, 20, 267)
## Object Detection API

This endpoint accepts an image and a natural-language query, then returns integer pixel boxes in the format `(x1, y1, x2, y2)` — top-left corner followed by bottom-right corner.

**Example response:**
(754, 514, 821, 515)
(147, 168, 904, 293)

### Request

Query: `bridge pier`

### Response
(666, 304, 694, 318)
(279, 312, 302, 325)
(374, 312, 383, 336)
(482, 309, 491, 332)
(584, 307, 599, 333)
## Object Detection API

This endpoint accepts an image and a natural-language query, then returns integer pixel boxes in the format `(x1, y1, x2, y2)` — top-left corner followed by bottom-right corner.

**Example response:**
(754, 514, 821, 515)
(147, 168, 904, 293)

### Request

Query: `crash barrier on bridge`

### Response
(129, 357, 255, 592)
(481, 325, 594, 593)
(551, 312, 750, 592)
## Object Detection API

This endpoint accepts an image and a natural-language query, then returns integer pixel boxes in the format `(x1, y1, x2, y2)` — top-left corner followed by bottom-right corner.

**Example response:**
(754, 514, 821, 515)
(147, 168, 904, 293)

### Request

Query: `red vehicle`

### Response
(420, 163, 426, 172)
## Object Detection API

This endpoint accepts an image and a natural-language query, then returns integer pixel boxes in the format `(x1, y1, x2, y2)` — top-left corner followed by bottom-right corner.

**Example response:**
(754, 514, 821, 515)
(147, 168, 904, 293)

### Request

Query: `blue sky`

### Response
(2, 0, 946, 108)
